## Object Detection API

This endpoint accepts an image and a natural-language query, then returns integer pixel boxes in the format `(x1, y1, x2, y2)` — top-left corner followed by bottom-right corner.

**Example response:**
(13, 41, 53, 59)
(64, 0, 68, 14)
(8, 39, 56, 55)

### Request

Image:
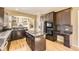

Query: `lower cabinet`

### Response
(11, 29, 26, 41)
(26, 34, 35, 51)
(30, 39, 35, 51)
(26, 37, 32, 49)
(26, 33, 46, 51)
(35, 36, 46, 51)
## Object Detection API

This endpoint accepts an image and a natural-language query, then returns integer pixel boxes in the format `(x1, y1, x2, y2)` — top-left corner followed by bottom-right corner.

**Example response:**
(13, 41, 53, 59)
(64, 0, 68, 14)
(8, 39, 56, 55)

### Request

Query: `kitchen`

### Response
(0, 7, 78, 51)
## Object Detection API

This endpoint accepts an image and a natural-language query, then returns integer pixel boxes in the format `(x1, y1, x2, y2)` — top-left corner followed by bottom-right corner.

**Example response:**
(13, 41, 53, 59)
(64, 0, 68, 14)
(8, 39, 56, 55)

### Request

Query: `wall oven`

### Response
(44, 21, 53, 35)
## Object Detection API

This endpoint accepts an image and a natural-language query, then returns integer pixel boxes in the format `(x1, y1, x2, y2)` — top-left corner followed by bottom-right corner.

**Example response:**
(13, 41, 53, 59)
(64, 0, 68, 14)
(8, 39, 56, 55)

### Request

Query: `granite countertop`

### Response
(0, 30, 13, 49)
(26, 31, 45, 37)
(0, 30, 12, 40)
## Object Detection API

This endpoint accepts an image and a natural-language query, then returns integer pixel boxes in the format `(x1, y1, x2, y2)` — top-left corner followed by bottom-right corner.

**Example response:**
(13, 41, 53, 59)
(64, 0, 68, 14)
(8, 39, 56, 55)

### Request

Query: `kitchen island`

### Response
(26, 31, 46, 51)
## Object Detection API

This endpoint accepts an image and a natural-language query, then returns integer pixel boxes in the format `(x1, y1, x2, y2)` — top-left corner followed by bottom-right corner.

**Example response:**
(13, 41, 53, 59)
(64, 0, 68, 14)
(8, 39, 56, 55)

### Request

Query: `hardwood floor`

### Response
(9, 38, 31, 51)
(8, 38, 79, 51)
(46, 40, 73, 51)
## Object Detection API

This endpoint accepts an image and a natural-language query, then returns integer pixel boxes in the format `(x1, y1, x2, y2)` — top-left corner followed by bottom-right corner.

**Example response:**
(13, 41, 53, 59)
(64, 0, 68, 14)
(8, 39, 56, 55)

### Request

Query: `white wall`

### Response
(36, 14, 43, 32)
(70, 8, 78, 47)
(78, 10, 79, 47)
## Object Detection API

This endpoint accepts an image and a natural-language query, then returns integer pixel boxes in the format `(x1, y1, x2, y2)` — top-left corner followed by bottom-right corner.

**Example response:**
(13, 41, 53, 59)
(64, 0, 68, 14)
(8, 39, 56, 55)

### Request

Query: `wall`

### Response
(36, 14, 42, 32)
(4, 9, 37, 31)
(4, 9, 36, 19)
(78, 10, 79, 47)
(70, 7, 78, 47)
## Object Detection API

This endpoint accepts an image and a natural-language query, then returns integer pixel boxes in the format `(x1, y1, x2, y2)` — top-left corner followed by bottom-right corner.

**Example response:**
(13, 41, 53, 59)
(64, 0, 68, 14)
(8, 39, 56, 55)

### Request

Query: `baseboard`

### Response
(71, 45, 79, 51)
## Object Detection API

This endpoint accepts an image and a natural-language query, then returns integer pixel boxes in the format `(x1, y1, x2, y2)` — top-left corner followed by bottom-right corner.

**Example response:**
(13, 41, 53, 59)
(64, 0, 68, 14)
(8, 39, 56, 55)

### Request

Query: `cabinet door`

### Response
(0, 8, 4, 30)
(26, 37, 31, 48)
(56, 11, 63, 25)
(56, 8, 71, 25)
(11, 30, 17, 40)
(0, 17, 3, 30)
(61, 9, 71, 24)
(35, 36, 46, 51)
(49, 12, 53, 21)
(44, 14, 48, 21)
(31, 39, 35, 51)
(12, 16, 17, 27)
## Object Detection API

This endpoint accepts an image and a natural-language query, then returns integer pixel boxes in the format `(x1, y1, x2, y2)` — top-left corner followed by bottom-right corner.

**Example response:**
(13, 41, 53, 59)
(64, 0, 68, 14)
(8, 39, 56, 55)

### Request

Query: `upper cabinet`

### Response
(41, 8, 71, 25)
(4, 8, 36, 31)
(0, 7, 4, 31)
(56, 8, 71, 25)
(8, 16, 30, 29)
(29, 18, 34, 29)
(41, 12, 55, 22)
(48, 12, 54, 21)
(0, 7, 4, 26)
(11, 16, 18, 28)
(6, 15, 35, 31)
(0, 7, 4, 17)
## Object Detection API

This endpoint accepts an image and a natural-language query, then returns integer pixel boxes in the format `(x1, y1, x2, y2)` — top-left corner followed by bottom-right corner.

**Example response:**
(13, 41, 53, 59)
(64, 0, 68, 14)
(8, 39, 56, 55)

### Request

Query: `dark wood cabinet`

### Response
(48, 12, 54, 21)
(26, 33, 35, 50)
(55, 8, 72, 47)
(41, 8, 72, 48)
(0, 7, 4, 31)
(41, 12, 54, 21)
(0, 7, 4, 17)
(35, 36, 46, 51)
(11, 29, 26, 41)
(31, 38, 35, 50)
(44, 12, 54, 21)
(26, 32, 46, 51)
(41, 12, 57, 41)
(56, 8, 71, 25)
(64, 35, 70, 47)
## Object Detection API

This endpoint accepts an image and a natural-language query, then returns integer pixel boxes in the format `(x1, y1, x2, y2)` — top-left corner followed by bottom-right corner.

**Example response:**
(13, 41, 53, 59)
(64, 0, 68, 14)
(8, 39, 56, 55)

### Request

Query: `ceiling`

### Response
(5, 7, 69, 15)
